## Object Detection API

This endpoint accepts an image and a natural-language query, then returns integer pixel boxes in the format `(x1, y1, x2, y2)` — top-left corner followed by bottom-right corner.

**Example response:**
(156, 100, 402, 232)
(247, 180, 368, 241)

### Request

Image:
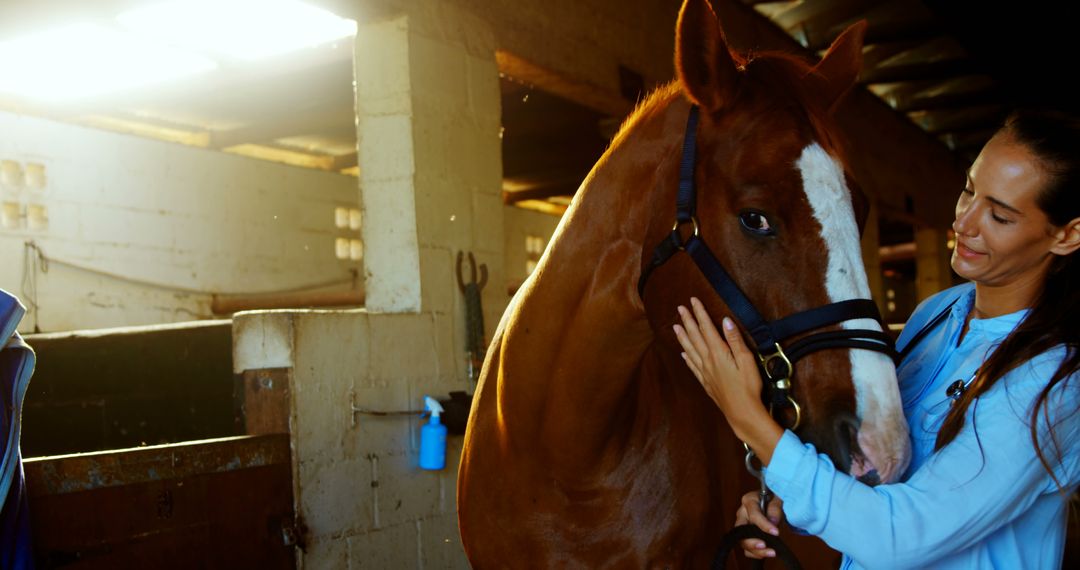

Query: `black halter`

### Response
(641, 105, 898, 422)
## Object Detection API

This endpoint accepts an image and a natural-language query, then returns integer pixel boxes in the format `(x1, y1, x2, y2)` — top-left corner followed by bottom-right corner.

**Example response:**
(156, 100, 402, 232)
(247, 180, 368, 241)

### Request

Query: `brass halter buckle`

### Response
(758, 343, 802, 430)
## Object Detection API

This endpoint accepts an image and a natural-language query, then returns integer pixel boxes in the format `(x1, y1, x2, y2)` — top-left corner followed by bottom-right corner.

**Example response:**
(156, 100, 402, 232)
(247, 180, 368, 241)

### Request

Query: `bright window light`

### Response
(117, 0, 357, 60)
(0, 23, 217, 101)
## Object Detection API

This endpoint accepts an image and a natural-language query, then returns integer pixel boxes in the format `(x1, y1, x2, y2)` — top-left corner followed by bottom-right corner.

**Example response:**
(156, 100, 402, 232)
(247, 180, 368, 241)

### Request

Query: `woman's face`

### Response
(951, 132, 1061, 287)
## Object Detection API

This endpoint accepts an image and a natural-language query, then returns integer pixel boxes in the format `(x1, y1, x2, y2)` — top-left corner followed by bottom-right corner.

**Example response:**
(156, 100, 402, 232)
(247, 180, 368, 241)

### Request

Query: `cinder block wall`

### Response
(0, 111, 361, 333)
(234, 310, 471, 569)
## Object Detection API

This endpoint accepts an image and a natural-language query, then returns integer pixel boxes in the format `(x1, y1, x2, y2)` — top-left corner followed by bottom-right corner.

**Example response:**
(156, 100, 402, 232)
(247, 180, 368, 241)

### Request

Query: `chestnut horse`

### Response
(459, 0, 911, 567)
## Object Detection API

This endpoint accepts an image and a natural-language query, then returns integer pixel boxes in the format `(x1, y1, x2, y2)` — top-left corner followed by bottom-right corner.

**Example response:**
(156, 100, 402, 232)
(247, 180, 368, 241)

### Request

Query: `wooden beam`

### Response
(861, 38, 935, 70)
(502, 174, 581, 204)
(329, 152, 358, 171)
(861, 58, 980, 85)
(773, 0, 889, 40)
(810, 0, 943, 52)
(908, 105, 1007, 135)
(209, 109, 354, 149)
(893, 86, 1002, 113)
(495, 50, 633, 118)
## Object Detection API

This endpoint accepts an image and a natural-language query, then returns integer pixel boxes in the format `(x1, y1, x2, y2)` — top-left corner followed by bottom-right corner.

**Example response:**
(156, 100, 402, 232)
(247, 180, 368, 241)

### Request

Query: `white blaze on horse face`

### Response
(796, 143, 911, 484)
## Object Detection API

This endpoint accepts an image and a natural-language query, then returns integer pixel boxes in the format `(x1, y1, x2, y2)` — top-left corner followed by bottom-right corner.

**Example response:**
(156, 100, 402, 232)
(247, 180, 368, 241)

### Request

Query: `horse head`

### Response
(640, 0, 911, 484)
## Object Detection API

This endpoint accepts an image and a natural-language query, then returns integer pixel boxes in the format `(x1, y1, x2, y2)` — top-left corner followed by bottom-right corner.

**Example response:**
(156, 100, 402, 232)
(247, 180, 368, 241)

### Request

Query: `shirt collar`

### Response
(950, 284, 1029, 336)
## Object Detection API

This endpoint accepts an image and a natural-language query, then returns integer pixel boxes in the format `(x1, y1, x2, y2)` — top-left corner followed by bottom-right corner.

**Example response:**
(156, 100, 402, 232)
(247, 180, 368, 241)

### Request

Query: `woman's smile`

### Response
(954, 240, 985, 260)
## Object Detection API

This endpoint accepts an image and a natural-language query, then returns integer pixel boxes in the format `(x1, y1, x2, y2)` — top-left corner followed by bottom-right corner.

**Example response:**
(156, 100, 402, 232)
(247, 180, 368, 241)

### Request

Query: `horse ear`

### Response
(675, 0, 740, 112)
(812, 20, 867, 111)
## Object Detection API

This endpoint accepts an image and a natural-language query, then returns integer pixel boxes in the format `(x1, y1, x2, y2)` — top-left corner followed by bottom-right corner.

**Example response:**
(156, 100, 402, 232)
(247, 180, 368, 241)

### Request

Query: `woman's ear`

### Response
(1050, 216, 1080, 256)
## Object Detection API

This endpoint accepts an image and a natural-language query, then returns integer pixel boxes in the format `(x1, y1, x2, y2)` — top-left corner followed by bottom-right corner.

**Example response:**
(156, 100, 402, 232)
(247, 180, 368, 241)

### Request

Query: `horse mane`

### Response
(608, 82, 684, 150)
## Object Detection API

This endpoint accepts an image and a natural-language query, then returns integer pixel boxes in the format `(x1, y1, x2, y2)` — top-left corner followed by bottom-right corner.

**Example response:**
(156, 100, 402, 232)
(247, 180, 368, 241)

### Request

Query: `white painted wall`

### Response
(0, 111, 361, 333)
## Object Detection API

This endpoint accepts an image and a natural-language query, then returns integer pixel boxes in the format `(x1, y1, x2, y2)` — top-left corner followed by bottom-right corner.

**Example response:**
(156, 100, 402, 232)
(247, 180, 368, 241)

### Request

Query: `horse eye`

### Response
(738, 210, 774, 235)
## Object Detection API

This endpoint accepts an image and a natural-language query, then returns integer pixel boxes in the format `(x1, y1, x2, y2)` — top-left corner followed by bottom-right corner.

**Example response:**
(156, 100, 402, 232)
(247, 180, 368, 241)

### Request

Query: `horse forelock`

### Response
(740, 51, 848, 158)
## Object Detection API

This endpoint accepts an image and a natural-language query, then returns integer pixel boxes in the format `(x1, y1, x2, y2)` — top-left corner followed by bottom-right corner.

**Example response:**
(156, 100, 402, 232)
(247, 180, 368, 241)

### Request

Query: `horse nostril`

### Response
(857, 470, 881, 486)
(833, 414, 861, 472)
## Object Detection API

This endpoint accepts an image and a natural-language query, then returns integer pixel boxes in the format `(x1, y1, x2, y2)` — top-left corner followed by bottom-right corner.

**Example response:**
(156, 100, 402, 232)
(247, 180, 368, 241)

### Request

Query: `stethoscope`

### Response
(945, 369, 979, 404)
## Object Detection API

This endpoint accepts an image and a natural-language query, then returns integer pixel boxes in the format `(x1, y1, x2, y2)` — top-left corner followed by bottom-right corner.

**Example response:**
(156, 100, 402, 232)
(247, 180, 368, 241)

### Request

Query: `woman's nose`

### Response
(953, 203, 976, 236)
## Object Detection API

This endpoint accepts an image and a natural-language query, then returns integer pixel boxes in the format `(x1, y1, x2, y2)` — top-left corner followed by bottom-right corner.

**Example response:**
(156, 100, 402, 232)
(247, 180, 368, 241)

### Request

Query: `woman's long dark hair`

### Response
(934, 109, 1080, 489)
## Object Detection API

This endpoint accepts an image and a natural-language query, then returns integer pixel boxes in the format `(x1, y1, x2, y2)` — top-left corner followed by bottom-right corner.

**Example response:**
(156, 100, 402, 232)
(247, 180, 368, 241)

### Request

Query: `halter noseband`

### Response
(640, 105, 898, 427)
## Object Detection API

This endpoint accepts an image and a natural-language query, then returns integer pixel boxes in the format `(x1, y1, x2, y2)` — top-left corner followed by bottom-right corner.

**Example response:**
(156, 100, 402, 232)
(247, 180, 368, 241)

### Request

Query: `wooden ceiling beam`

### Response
(773, 0, 889, 40)
(861, 58, 981, 85)
(209, 109, 353, 149)
(909, 105, 1007, 136)
(809, 0, 942, 51)
(495, 50, 633, 119)
(861, 38, 935, 69)
(893, 86, 1002, 113)
(503, 183, 577, 205)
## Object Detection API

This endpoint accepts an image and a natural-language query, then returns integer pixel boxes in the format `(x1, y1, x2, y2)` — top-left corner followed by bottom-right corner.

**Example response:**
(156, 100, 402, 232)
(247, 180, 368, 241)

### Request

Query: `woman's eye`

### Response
(738, 210, 774, 235)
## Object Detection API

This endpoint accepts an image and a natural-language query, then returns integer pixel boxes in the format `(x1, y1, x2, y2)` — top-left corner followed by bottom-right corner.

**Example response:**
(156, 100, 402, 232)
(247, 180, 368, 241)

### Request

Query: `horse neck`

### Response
(500, 94, 685, 466)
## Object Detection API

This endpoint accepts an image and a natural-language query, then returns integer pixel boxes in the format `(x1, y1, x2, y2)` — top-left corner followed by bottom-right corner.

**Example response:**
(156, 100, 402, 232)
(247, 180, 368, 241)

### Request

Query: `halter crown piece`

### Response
(640, 105, 899, 428)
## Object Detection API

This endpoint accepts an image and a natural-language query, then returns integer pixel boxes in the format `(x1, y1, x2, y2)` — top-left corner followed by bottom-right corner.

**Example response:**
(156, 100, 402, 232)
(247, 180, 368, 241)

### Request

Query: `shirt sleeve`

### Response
(764, 355, 1080, 569)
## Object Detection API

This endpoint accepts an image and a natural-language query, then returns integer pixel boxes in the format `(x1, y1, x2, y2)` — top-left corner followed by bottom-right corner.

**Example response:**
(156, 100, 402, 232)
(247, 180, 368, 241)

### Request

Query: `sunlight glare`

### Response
(117, 0, 357, 60)
(0, 23, 217, 101)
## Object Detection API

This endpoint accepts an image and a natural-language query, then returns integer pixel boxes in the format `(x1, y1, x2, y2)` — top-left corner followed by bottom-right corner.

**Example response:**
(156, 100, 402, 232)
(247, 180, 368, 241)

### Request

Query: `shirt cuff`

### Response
(763, 429, 813, 498)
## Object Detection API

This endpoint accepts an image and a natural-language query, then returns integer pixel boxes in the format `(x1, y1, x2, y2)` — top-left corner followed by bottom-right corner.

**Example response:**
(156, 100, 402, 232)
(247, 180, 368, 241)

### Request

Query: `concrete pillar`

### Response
(355, 12, 505, 329)
(914, 225, 954, 303)
(230, 10, 503, 567)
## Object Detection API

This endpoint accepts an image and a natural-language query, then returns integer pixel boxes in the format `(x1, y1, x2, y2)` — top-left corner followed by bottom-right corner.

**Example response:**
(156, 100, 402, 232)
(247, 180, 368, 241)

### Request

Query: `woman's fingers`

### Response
(674, 305, 709, 363)
(766, 496, 785, 526)
(680, 351, 702, 381)
(735, 506, 771, 559)
(689, 297, 731, 360)
(741, 492, 780, 536)
(673, 324, 704, 376)
(738, 491, 779, 559)
(675, 299, 736, 371)
(718, 310, 756, 372)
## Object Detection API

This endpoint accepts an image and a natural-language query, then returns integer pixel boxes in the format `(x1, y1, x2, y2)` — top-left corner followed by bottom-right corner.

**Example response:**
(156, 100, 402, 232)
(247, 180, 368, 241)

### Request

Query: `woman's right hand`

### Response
(735, 491, 785, 559)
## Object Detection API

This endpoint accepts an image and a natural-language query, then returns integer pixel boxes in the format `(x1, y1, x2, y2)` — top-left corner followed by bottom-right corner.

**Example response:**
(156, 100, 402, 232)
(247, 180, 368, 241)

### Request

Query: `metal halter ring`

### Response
(770, 396, 802, 431)
(671, 216, 700, 242)
(758, 343, 793, 381)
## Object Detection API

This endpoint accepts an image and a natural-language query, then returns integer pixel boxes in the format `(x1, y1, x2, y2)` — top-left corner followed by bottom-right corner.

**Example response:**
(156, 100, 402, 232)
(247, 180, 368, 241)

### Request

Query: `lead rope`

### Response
(711, 446, 801, 570)
(711, 368, 802, 569)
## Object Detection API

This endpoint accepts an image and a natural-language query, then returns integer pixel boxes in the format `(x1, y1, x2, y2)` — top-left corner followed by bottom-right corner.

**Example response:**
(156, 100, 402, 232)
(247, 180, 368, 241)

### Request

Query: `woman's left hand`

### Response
(674, 297, 782, 462)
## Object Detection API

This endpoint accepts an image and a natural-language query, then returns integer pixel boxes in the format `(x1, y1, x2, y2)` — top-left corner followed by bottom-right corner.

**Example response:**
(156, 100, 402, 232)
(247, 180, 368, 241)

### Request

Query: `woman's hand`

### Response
(674, 297, 783, 463)
(736, 491, 785, 559)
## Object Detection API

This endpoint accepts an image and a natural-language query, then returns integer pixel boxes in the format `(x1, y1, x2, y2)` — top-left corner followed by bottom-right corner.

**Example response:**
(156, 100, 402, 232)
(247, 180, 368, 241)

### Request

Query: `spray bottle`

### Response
(419, 396, 447, 470)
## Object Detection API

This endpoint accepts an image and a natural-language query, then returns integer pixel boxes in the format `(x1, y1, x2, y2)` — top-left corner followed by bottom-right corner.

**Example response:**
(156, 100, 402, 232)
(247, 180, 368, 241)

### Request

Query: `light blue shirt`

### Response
(764, 283, 1080, 569)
